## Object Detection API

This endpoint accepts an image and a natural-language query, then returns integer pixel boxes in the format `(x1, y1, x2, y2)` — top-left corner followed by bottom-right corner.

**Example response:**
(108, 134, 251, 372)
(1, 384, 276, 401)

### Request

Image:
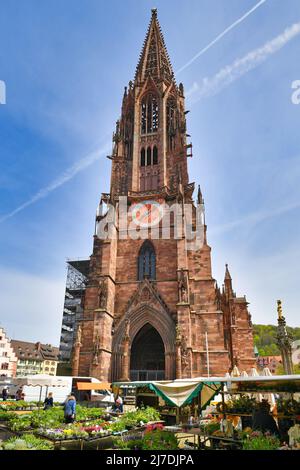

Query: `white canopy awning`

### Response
(13, 374, 68, 387)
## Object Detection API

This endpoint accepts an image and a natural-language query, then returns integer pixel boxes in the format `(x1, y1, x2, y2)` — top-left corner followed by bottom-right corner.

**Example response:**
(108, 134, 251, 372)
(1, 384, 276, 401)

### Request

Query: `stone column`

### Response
(72, 325, 82, 377)
(120, 320, 130, 381)
(175, 325, 182, 379)
(276, 300, 294, 375)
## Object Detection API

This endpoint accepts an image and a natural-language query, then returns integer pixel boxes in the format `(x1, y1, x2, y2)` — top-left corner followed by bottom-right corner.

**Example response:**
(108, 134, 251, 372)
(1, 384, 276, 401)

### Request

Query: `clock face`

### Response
(131, 200, 164, 228)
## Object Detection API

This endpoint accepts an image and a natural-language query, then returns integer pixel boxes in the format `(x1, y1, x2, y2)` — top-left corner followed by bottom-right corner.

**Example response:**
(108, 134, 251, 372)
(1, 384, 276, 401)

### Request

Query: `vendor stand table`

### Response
(163, 426, 243, 450)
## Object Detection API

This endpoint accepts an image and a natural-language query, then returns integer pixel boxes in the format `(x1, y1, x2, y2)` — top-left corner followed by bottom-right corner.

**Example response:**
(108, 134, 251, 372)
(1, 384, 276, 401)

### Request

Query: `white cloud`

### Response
(0, 268, 65, 345)
(188, 22, 300, 102)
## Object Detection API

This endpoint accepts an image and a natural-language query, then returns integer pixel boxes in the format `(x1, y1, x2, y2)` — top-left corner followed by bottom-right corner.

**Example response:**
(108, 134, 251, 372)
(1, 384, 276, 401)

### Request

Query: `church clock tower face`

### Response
(131, 200, 164, 228)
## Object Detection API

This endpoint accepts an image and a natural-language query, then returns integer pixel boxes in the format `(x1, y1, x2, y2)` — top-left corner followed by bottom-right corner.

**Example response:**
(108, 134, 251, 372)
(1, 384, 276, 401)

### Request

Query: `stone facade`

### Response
(77, 9, 256, 382)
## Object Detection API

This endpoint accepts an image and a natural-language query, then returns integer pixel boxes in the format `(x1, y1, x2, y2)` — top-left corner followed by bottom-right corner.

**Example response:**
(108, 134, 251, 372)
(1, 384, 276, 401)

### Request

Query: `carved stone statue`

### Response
(176, 325, 188, 369)
(178, 270, 188, 303)
(124, 319, 130, 342)
(93, 333, 100, 366)
(99, 279, 107, 309)
(176, 324, 182, 344)
(75, 324, 82, 345)
(181, 335, 189, 369)
(276, 301, 294, 374)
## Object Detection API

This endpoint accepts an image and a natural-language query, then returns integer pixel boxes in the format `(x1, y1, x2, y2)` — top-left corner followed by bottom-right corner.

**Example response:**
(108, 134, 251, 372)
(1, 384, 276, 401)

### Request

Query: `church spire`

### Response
(134, 9, 175, 85)
(224, 264, 232, 281)
(224, 264, 233, 299)
(197, 185, 204, 205)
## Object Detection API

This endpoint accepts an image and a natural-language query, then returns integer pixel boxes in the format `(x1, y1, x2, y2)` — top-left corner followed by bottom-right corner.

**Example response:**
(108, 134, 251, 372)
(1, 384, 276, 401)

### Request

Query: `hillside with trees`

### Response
(253, 324, 300, 356)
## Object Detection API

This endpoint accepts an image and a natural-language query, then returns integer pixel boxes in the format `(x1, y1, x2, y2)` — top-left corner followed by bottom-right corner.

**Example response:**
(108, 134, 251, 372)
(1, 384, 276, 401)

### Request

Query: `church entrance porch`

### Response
(130, 323, 165, 381)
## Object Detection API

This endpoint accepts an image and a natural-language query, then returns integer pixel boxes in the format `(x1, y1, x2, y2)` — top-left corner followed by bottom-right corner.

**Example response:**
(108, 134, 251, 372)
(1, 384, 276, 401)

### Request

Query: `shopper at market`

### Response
(1, 386, 8, 401)
(64, 395, 76, 424)
(43, 392, 54, 410)
(16, 387, 23, 401)
(252, 400, 280, 437)
(115, 394, 123, 413)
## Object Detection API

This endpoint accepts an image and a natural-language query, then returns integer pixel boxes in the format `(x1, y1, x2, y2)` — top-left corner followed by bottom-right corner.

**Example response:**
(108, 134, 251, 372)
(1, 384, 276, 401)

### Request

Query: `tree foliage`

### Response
(253, 324, 300, 357)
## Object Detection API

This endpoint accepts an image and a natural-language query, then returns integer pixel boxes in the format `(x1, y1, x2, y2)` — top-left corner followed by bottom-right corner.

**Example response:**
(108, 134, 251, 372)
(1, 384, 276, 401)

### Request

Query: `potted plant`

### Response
(242, 431, 280, 450)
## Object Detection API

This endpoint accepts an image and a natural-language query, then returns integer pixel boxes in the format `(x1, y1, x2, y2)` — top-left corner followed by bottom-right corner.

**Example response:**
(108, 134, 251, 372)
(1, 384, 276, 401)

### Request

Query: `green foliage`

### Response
(116, 430, 178, 450)
(2, 434, 54, 450)
(75, 405, 106, 421)
(242, 432, 280, 450)
(119, 407, 160, 429)
(202, 421, 220, 435)
(275, 363, 300, 375)
(0, 401, 38, 411)
(228, 395, 257, 414)
(277, 398, 300, 415)
(253, 324, 300, 357)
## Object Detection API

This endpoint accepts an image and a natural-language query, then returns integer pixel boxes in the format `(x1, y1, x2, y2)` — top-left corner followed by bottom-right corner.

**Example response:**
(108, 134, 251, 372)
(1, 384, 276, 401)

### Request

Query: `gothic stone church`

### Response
(74, 10, 256, 382)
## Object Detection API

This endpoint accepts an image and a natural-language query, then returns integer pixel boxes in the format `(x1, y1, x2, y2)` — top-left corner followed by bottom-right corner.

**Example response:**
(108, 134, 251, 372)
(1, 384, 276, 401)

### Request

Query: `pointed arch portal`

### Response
(111, 300, 176, 381)
(130, 323, 165, 381)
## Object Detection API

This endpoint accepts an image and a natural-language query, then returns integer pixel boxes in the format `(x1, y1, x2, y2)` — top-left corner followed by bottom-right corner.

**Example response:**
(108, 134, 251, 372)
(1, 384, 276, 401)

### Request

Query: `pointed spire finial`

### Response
(197, 185, 204, 205)
(225, 264, 232, 280)
(134, 8, 175, 84)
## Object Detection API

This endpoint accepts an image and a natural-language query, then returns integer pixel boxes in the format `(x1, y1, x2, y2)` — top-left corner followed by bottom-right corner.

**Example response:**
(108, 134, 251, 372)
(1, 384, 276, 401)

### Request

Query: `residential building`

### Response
(0, 327, 17, 378)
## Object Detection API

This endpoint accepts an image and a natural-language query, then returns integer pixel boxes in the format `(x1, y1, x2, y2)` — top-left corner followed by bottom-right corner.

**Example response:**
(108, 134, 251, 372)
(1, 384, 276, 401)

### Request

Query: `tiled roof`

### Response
(11, 340, 59, 362)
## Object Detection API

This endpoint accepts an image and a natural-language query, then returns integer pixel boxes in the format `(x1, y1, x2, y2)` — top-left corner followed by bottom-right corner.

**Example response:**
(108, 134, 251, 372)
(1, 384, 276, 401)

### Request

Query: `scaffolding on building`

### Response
(59, 259, 89, 363)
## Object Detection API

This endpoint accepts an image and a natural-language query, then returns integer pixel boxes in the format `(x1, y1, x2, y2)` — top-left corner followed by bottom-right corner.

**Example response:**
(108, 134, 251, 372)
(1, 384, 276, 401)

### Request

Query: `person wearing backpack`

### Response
(64, 395, 76, 423)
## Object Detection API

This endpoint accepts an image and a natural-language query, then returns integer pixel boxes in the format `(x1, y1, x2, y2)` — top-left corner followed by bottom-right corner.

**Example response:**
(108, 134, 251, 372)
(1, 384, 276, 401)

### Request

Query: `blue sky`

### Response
(0, 0, 300, 345)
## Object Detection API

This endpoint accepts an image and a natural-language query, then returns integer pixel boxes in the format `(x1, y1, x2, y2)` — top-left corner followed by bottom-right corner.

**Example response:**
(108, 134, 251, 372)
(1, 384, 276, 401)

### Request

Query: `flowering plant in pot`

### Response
(242, 431, 280, 450)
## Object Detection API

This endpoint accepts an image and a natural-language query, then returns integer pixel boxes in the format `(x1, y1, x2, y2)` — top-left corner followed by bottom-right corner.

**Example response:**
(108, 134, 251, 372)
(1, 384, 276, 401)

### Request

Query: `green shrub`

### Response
(116, 430, 178, 450)
(2, 434, 54, 450)
(242, 432, 280, 450)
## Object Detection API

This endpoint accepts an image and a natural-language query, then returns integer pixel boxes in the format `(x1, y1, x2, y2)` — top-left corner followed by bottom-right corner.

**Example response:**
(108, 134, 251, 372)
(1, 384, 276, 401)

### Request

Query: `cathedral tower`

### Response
(77, 9, 255, 381)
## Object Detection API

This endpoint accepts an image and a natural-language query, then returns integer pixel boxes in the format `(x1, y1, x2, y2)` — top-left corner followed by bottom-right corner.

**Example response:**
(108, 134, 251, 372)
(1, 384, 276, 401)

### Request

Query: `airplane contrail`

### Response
(211, 199, 300, 236)
(0, 143, 110, 224)
(187, 22, 300, 102)
(176, 0, 267, 75)
(0, 1, 269, 223)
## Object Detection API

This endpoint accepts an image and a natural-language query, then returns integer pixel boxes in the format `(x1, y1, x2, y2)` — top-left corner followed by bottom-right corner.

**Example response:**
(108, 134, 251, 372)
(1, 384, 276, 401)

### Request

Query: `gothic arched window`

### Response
(153, 146, 158, 165)
(147, 147, 152, 166)
(167, 99, 177, 150)
(141, 94, 159, 134)
(141, 148, 145, 167)
(138, 241, 156, 280)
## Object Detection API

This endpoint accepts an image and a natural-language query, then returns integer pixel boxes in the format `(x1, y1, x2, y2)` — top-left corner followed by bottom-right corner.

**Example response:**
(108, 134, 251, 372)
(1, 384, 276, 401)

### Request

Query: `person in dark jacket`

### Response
(43, 392, 54, 410)
(16, 387, 23, 401)
(2, 387, 8, 401)
(252, 400, 280, 437)
(64, 395, 76, 424)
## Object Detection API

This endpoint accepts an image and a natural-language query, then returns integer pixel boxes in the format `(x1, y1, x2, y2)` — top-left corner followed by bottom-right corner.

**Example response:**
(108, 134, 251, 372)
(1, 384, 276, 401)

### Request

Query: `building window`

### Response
(140, 146, 159, 167)
(153, 146, 158, 165)
(1, 363, 9, 370)
(166, 99, 177, 150)
(141, 94, 159, 134)
(138, 241, 156, 281)
(140, 148, 145, 167)
(147, 147, 152, 166)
